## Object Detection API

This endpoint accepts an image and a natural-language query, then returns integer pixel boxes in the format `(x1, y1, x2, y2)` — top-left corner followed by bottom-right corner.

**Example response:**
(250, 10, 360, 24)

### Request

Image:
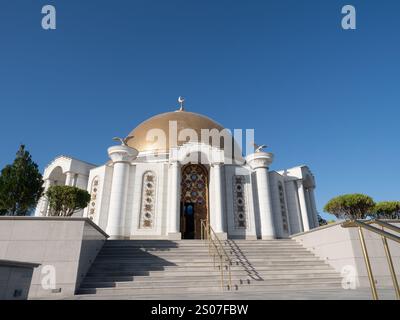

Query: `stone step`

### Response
(77, 239, 342, 298)
(101, 248, 313, 256)
(103, 242, 300, 248)
(84, 265, 335, 279)
(93, 254, 320, 264)
(93, 257, 325, 267)
(89, 260, 330, 269)
(81, 272, 341, 286)
(89, 262, 328, 271)
(105, 240, 295, 244)
(101, 246, 306, 252)
(99, 248, 312, 254)
(80, 275, 342, 290)
(77, 281, 343, 296)
(84, 267, 337, 279)
(87, 266, 331, 276)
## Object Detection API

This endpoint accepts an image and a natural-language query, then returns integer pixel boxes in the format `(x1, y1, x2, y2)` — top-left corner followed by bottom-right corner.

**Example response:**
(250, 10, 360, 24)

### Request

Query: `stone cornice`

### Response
(0, 216, 109, 238)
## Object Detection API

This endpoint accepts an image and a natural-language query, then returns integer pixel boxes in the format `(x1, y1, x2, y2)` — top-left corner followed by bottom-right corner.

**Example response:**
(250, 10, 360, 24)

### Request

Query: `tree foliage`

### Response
(372, 201, 400, 219)
(0, 145, 44, 216)
(46, 185, 90, 217)
(323, 194, 375, 220)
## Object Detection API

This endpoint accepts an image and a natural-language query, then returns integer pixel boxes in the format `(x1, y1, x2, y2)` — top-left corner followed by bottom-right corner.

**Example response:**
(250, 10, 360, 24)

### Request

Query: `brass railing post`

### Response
(358, 226, 379, 300)
(381, 234, 400, 300)
(342, 219, 400, 300)
(200, 219, 232, 292)
(220, 255, 224, 290)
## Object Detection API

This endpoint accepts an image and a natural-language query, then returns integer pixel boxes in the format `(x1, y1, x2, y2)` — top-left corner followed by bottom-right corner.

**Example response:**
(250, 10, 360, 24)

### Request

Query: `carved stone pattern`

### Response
(233, 175, 248, 229)
(278, 182, 289, 232)
(88, 177, 99, 221)
(139, 171, 156, 229)
(181, 165, 207, 205)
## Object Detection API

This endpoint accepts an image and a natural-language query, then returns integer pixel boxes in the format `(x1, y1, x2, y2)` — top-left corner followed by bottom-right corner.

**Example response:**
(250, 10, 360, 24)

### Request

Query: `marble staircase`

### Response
(76, 239, 343, 298)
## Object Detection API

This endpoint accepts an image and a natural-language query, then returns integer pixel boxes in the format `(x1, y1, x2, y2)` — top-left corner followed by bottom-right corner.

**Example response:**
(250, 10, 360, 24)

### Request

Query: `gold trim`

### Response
(201, 219, 233, 291)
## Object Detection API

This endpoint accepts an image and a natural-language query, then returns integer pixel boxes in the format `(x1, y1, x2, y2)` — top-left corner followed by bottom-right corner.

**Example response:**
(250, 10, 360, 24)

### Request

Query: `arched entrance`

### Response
(180, 164, 209, 239)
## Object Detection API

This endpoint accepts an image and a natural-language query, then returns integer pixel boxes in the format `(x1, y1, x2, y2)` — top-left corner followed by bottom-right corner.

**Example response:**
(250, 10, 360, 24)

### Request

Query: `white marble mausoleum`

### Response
(34, 101, 319, 240)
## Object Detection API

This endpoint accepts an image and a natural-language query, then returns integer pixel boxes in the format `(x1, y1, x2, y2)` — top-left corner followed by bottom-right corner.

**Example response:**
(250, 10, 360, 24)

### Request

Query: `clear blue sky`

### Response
(0, 1, 399, 220)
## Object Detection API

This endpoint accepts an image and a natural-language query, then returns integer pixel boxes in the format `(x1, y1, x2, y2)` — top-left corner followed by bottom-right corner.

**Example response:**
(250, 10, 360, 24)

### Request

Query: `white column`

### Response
(36, 179, 51, 216)
(255, 167, 276, 239)
(246, 152, 276, 240)
(284, 180, 303, 234)
(65, 172, 74, 186)
(168, 161, 181, 239)
(305, 189, 314, 228)
(71, 174, 78, 187)
(308, 188, 319, 228)
(210, 163, 225, 236)
(297, 181, 310, 232)
(106, 145, 138, 239)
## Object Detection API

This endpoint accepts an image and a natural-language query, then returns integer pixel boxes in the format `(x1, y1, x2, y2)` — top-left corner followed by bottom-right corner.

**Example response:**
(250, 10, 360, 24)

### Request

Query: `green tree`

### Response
(372, 201, 400, 219)
(0, 145, 44, 216)
(46, 185, 90, 217)
(323, 194, 375, 220)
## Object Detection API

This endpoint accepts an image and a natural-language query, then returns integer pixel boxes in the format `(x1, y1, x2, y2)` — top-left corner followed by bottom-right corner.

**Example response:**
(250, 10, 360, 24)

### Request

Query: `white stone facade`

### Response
(35, 110, 319, 240)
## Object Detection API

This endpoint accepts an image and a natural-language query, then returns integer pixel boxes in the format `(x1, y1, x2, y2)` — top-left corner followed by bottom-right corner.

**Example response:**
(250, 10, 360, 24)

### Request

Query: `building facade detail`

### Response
(232, 175, 248, 229)
(139, 171, 157, 229)
(88, 177, 100, 221)
(35, 106, 319, 240)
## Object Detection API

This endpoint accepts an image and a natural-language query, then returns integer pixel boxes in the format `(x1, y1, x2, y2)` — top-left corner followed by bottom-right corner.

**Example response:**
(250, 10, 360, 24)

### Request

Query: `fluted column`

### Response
(168, 161, 181, 239)
(106, 145, 138, 239)
(246, 152, 276, 239)
(210, 162, 225, 237)
(297, 181, 310, 232)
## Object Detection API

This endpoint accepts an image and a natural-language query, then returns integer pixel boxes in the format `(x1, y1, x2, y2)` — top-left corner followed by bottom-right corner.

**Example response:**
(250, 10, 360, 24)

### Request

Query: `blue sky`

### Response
(0, 1, 399, 220)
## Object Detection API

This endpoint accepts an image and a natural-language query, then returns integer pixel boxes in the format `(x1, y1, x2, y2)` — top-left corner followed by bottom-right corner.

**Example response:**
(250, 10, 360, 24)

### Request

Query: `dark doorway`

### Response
(182, 202, 195, 239)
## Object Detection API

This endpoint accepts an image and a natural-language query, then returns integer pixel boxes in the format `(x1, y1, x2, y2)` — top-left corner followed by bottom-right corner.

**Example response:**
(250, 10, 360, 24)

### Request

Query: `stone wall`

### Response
(0, 260, 39, 300)
(292, 221, 400, 290)
(0, 217, 108, 299)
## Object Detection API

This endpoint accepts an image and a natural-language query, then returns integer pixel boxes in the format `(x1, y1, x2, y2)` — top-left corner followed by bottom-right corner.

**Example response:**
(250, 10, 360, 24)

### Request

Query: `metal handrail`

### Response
(341, 219, 400, 300)
(200, 219, 232, 291)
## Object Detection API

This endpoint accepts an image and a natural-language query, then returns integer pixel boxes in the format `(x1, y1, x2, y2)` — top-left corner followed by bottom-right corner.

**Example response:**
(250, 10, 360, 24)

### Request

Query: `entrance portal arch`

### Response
(180, 164, 209, 239)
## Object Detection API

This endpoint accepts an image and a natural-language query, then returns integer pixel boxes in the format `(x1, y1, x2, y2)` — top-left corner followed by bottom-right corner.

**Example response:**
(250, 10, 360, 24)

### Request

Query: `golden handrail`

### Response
(341, 219, 400, 300)
(200, 219, 232, 291)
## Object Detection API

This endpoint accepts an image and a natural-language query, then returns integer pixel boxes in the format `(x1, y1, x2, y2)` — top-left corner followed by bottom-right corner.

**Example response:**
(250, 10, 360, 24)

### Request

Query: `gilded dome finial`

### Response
(177, 96, 185, 111)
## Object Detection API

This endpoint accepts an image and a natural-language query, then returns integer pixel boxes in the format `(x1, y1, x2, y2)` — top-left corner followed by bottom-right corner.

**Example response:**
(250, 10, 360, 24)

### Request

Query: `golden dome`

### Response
(127, 110, 232, 153)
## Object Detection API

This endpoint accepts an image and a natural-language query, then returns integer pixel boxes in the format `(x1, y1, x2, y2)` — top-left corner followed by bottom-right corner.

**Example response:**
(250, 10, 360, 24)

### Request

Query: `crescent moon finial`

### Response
(178, 96, 185, 111)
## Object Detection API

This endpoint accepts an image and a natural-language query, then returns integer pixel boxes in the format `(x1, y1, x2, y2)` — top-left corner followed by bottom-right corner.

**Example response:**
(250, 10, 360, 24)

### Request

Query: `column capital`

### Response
(245, 152, 274, 170)
(210, 161, 223, 167)
(108, 145, 138, 163)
